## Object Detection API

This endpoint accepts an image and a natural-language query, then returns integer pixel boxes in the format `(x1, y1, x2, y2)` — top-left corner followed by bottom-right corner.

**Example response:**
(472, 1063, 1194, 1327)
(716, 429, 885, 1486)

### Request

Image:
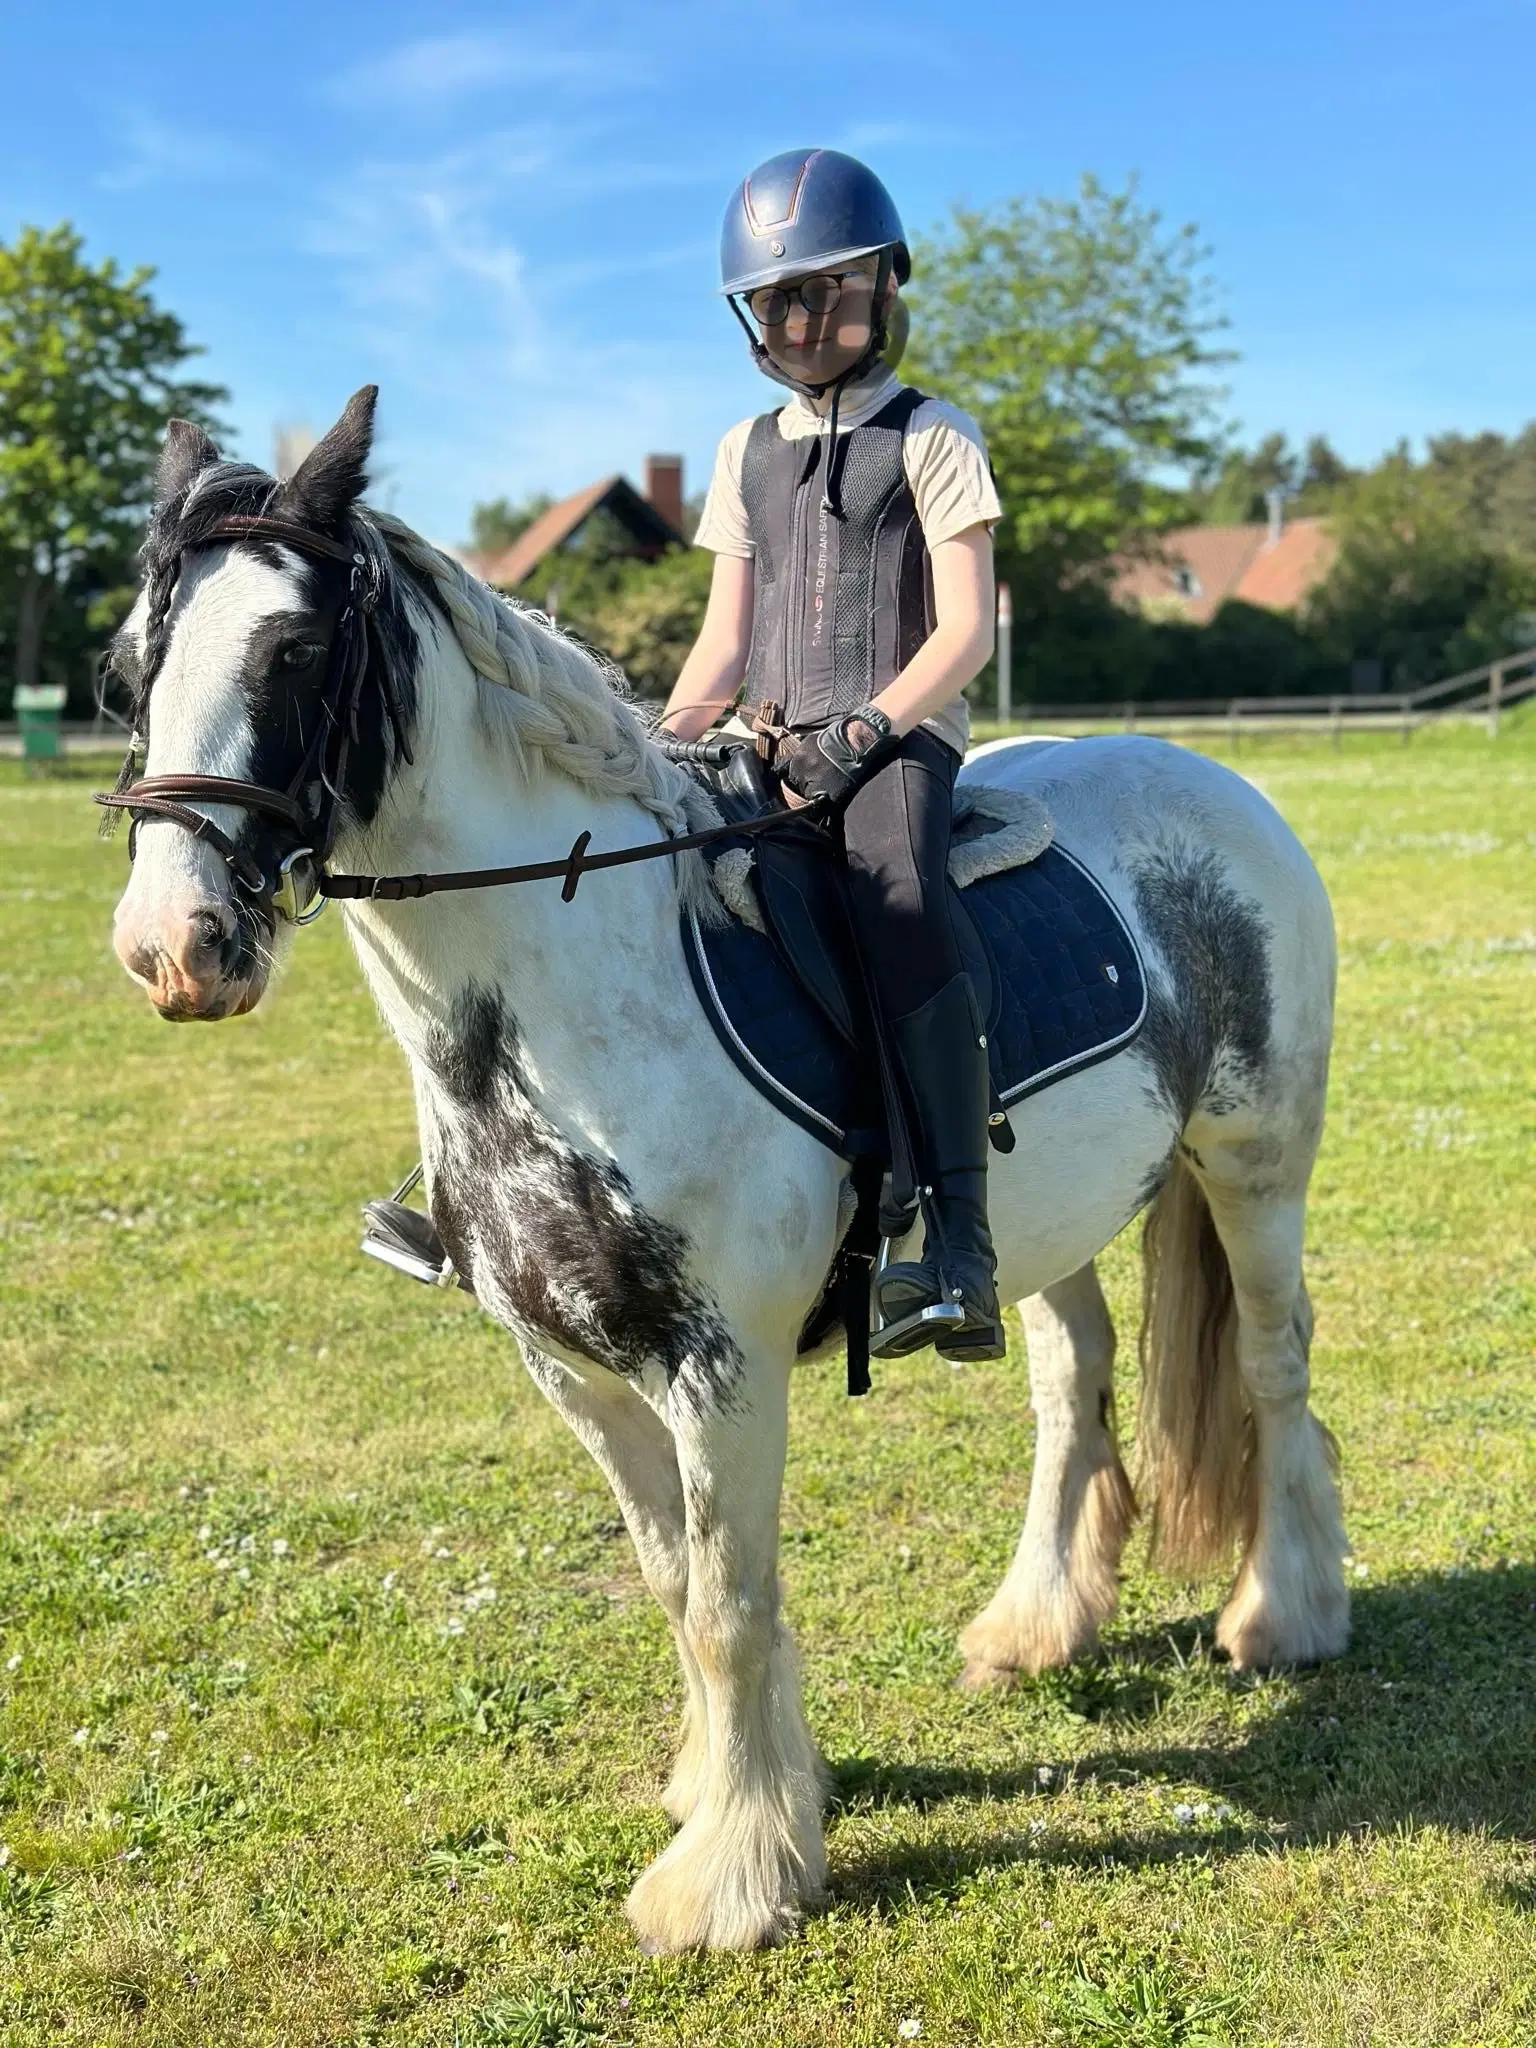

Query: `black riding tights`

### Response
(838, 725, 963, 1022)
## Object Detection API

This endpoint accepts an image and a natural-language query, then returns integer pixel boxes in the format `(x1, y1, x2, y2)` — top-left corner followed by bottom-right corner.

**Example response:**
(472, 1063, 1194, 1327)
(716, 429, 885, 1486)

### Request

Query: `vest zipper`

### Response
(784, 439, 803, 708)
(787, 430, 826, 715)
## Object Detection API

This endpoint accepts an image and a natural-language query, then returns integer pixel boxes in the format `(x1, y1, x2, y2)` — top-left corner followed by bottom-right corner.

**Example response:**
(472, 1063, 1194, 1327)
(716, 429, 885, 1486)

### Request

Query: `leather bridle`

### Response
(96, 508, 824, 929)
(96, 512, 390, 924)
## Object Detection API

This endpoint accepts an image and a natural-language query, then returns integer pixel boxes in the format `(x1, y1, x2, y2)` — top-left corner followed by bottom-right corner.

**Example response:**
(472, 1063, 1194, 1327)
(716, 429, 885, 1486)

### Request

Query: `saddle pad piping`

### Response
(683, 904, 849, 1147)
(995, 839, 1149, 1108)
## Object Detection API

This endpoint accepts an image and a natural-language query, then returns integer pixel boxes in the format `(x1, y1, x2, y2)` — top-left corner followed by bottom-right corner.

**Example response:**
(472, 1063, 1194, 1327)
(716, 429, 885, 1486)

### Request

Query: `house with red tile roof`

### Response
(473, 456, 686, 591)
(1110, 512, 1337, 624)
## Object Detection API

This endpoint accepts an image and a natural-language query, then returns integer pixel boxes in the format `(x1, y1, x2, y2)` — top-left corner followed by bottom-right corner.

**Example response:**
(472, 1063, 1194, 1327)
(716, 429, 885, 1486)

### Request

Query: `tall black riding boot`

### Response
(872, 970, 1006, 1361)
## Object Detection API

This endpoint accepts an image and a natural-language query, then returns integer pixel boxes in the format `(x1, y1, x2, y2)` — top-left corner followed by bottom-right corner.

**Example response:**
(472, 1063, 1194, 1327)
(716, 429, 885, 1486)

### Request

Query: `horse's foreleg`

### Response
(624, 1350, 826, 1954)
(959, 1262, 1136, 1683)
(516, 1347, 706, 1824)
(1197, 1185, 1349, 1669)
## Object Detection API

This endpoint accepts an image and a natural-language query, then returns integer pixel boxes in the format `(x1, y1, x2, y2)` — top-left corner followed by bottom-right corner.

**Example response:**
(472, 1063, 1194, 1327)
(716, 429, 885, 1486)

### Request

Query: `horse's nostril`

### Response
(188, 907, 233, 962)
(127, 938, 163, 985)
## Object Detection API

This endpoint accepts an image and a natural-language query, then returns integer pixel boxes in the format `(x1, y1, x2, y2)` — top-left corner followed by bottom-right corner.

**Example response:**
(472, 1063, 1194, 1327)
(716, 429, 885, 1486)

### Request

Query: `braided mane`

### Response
(368, 510, 721, 853)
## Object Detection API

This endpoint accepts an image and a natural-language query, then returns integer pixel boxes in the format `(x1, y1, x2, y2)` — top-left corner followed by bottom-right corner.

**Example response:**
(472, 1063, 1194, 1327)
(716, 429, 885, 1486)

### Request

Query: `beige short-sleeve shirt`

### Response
(694, 366, 1000, 756)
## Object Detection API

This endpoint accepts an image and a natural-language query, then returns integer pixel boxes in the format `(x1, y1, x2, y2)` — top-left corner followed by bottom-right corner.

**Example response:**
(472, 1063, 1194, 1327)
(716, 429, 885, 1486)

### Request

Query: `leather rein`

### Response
(95, 511, 814, 925)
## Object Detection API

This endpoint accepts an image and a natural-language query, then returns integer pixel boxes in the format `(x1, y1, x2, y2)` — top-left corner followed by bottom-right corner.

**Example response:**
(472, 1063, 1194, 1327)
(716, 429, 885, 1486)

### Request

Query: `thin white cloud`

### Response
(834, 120, 984, 154)
(307, 124, 710, 349)
(540, 237, 715, 294)
(327, 32, 651, 112)
(305, 127, 744, 540)
(97, 111, 262, 191)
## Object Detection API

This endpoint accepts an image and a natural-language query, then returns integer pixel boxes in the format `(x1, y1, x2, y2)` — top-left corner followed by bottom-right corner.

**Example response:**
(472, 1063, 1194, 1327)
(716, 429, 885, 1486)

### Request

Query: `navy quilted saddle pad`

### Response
(683, 841, 1148, 1155)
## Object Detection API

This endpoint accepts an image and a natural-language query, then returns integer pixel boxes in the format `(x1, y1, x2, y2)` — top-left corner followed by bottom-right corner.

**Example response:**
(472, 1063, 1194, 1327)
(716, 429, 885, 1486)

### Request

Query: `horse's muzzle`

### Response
(114, 901, 265, 1021)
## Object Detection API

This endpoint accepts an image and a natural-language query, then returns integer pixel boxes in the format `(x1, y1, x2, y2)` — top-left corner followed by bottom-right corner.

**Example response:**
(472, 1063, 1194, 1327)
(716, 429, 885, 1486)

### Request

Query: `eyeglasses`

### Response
(746, 270, 867, 328)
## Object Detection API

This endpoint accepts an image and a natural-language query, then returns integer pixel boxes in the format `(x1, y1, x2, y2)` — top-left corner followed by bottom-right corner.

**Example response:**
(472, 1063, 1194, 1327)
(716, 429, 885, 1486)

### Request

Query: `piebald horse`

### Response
(106, 390, 1347, 1952)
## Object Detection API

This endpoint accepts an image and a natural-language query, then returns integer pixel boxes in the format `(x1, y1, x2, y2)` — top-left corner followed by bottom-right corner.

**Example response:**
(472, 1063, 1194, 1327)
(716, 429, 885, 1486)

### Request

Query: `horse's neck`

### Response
(335, 619, 685, 1143)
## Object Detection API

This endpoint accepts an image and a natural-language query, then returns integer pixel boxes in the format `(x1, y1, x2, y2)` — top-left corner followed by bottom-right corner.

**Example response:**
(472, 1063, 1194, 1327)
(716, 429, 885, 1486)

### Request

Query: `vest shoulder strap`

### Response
(867, 386, 927, 434)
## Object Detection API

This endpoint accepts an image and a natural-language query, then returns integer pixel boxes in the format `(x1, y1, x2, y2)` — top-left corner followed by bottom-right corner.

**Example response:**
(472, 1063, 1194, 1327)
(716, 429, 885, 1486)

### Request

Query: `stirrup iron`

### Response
(359, 1164, 468, 1291)
(868, 1229, 966, 1359)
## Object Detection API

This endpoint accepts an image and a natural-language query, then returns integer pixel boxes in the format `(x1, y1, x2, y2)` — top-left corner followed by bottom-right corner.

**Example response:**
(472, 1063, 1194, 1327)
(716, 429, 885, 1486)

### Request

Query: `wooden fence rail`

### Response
(997, 647, 1536, 742)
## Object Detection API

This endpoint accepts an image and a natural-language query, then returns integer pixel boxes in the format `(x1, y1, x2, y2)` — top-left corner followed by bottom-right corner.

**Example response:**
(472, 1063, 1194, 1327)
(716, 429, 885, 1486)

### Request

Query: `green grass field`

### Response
(1, 722, 1533, 2047)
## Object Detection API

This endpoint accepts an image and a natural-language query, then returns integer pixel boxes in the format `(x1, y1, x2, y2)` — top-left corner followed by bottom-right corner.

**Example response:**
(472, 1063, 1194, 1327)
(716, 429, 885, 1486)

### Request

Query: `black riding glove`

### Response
(781, 708, 900, 813)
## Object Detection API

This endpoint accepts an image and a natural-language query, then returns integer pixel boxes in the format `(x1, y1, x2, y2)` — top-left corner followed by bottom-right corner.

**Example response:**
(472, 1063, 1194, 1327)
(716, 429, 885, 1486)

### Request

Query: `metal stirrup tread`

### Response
(359, 1165, 472, 1294)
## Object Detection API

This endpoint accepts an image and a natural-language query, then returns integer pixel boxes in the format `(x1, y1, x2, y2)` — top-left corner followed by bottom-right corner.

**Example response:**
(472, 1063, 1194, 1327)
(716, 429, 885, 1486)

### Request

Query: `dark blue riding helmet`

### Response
(720, 149, 911, 517)
(720, 148, 910, 296)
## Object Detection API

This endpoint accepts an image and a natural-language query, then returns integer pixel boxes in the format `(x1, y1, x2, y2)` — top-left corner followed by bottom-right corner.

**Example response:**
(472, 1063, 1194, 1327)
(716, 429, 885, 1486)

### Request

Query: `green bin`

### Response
(13, 685, 67, 771)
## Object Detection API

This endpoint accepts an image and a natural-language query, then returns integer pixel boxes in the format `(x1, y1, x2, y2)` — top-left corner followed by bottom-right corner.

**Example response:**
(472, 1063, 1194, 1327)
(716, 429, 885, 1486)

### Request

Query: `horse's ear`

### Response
(282, 385, 378, 531)
(156, 419, 219, 508)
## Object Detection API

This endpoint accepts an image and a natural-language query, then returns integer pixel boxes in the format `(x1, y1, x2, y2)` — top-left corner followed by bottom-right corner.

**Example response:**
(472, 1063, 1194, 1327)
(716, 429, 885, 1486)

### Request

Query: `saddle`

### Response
(678, 742, 1147, 1392)
(695, 744, 1006, 1157)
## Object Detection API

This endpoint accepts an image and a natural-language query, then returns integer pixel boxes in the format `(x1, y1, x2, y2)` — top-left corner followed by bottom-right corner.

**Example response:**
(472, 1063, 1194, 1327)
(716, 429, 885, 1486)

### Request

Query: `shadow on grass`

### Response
(828, 1564, 1536, 1908)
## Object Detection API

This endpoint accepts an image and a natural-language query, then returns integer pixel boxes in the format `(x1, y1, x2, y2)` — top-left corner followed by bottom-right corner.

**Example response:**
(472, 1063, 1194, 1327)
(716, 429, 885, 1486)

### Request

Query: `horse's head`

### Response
(107, 385, 416, 1020)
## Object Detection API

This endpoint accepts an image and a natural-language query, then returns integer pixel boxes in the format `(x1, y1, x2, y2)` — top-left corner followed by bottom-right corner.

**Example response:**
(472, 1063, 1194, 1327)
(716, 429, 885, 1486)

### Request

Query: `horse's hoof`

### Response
(1216, 1585, 1350, 1672)
(958, 1657, 1019, 1692)
(625, 1834, 807, 1954)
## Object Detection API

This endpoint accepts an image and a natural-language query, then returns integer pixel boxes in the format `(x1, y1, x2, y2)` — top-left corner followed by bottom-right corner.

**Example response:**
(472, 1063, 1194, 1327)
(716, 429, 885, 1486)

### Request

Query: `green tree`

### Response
(1485, 423, 1536, 560)
(1304, 449, 1536, 688)
(1422, 424, 1536, 562)
(903, 174, 1231, 647)
(1187, 431, 1356, 524)
(1190, 431, 1298, 524)
(576, 546, 714, 696)
(1296, 434, 1356, 511)
(0, 222, 227, 704)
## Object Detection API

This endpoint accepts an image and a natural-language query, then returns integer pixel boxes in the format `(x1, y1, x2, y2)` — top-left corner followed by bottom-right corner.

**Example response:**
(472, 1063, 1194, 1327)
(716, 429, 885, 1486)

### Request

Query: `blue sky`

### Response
(3, 0, 1534, 543)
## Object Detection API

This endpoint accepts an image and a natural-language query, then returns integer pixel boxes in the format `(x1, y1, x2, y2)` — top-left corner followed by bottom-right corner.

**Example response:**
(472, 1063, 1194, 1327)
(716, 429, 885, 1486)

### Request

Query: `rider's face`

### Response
(756, 264, 892, 388)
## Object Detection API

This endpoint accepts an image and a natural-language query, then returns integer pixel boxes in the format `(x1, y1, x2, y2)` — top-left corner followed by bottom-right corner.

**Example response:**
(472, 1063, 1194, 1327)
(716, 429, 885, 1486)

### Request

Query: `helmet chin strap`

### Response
(727, 246, 895, 519)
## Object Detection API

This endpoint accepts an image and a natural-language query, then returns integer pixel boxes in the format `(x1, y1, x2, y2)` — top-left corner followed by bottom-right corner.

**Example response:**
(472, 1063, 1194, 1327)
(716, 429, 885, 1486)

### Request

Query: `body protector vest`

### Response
(740, 387, 935, 730)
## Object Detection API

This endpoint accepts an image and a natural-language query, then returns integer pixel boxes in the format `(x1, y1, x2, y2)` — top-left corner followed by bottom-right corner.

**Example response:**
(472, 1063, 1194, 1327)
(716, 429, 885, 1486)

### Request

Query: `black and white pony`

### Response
(107, 390, 1348, 1952)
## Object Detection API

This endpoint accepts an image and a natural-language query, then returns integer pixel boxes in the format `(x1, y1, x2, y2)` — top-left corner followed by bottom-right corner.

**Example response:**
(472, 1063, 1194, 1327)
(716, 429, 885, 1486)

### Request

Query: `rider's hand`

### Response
(780, 710, 899, 813)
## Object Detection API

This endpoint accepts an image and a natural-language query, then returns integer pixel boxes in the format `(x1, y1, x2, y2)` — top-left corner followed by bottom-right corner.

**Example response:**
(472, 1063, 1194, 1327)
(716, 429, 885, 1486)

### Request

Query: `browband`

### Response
(198, 515, 361, 564)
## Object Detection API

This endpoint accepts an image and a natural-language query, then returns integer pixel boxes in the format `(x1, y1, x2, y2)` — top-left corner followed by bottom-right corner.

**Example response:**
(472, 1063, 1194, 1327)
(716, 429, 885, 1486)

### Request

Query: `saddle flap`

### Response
(684, 839, 1147, 1163)
(755, 827, 867, 1046)
(949, 886, 998, 1038)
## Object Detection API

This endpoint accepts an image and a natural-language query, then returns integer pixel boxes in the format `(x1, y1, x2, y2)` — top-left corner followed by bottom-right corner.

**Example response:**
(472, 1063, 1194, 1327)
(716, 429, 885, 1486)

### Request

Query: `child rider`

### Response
(659, 148, 1006, 1361)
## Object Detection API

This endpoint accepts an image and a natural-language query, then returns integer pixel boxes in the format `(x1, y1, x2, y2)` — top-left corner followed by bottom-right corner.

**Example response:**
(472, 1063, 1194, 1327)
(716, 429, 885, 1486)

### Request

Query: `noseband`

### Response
(95, 513, 389, 925)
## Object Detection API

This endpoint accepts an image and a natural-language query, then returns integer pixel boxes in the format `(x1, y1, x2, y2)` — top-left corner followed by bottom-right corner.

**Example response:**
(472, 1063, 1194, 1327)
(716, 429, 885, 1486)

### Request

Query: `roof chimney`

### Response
(644, 454, 684, 536)
(1265, 486, 1285, 549)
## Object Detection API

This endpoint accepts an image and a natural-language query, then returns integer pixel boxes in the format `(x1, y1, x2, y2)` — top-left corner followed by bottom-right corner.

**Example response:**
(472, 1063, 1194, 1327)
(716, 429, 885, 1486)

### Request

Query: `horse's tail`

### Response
(1136, 1151, 1255, 1575)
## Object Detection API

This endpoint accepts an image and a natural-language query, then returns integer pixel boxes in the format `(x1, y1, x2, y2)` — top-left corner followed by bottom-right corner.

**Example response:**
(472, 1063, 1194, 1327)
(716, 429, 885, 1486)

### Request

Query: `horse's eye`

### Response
(280, 642, 321, 671)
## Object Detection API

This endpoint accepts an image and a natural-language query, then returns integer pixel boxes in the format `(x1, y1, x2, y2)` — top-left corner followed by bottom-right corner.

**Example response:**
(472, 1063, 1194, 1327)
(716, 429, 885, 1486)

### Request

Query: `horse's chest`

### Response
(418, 982, 740, 1404)
(428, 1103, 730, 1392)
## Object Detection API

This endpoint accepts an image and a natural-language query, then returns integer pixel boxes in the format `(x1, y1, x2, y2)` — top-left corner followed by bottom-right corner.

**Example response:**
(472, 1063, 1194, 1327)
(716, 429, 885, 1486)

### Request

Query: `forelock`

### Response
(144, 459, 276, 583)
(136, 460, 297, 703)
